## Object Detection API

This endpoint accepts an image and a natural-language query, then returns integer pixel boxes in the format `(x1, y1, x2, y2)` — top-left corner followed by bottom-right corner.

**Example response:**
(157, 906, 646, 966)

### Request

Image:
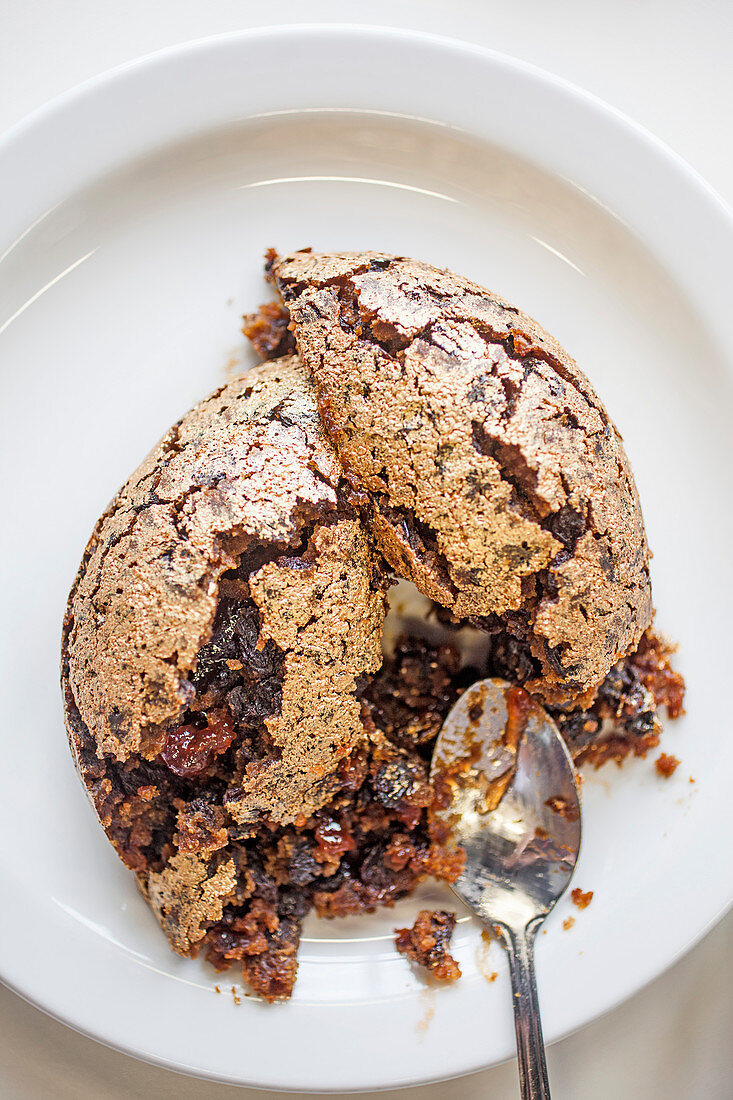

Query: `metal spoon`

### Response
(431, 679, 582, 1100)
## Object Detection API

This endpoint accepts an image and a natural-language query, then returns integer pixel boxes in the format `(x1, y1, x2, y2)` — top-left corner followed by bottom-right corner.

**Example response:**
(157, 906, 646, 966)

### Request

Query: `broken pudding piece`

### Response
(62, 357, 461, 1000)
(63, 356, 386, 826)
(655, 753, 680, 778)
(62, 250, 684, 1001)
(395, 909, 461, 982)
(268, 250, 653, 708)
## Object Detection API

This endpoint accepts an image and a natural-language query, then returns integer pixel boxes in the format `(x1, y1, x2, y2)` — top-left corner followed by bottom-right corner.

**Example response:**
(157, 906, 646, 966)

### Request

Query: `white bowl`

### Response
(1, 25, 732, 1091)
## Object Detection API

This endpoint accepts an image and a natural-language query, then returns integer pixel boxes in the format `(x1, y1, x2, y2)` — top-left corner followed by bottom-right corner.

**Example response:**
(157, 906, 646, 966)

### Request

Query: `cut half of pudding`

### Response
(61, 356, 464, 1000)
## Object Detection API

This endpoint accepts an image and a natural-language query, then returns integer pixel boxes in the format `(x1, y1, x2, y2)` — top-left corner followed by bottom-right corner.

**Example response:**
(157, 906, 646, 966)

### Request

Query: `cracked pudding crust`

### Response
(62, 356, 387, 825)
(63, 355, 352, 764)
(269, 250, 652, 707)
(62, 252, 685, 1002)
(62, 357, 448, 997)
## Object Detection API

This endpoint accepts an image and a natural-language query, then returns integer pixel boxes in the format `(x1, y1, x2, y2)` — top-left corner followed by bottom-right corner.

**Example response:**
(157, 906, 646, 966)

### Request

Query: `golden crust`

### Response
(62, 356, 389, 953)
(62, 357, 342, 762)
(143, 853, 237, 955)
(228, 517, 385, 825)
(273, 250, 652, 704)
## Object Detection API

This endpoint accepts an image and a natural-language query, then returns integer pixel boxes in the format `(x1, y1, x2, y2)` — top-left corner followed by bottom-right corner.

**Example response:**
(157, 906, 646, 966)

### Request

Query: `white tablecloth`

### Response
(2, 3, 732, 1096)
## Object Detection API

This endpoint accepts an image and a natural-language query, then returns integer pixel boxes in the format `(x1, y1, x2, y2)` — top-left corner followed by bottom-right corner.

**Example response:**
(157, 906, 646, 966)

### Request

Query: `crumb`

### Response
(562, 917, 575, 931)
(231, 986, 241, 1005)
(571, 888, 593, 910)
(689, 776, 695, 784)
(214, 985, 221, 994)
(545, 795, 580, 822)
(242, 300, 295, 359)
(655, 753, 680, 778)
(487, 971, 497, 982)
(395, 910, 461, 982)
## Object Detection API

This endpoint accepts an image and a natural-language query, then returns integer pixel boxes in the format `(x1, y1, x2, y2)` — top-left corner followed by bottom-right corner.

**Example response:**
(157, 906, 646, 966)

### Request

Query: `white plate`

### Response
(1, 25, 732, 1092)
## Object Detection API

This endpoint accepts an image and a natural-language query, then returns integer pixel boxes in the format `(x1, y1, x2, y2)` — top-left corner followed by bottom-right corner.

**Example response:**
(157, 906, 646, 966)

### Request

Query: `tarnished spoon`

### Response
(431, 679, 582, 1100)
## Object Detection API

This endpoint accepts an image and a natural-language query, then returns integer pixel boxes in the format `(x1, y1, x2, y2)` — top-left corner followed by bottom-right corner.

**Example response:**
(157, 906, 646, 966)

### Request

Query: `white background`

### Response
(2, 3, 732, 1097)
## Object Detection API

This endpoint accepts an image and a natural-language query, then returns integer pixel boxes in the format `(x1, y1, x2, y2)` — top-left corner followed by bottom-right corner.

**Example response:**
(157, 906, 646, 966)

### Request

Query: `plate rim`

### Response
(1, 23, 732, 1091)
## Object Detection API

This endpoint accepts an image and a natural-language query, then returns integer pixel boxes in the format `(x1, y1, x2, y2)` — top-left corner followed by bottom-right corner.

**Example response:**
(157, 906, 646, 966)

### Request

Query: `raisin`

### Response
(226, 678, 282, 725)
(361, 636, 462, 752)
(160, 710, 236, 778)
(626, 710, 656, 737)
(191, 601, 241, 689)
(548, 505, 586, 551)
(490, 632, 539, 683)
(314, 818, 354, 855)
(598, 662, 636, 710)
(278, 888, 311, 921)
(287, 841, 321, 887)
(373, 760, 415, 807)
(244, 852, 278, 906)
(359, 844, 395, 891)
(556, 711, 602, 753)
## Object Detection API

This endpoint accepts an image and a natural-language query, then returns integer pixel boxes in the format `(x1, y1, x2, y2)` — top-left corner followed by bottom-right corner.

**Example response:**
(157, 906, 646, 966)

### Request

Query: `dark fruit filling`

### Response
(85, 562, 683, 1001)
(552, 630, 684, 766)
(201, 745, 463, 1001)
(241, 300, 296, 360)
(360, 638, 469, 752)
(395, 909, 461, 982)
(362, 627, 683, 770)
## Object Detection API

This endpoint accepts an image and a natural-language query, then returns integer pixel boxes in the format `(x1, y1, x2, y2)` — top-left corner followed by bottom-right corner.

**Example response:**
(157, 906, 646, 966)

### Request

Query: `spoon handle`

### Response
(502, 920, 551, 1100)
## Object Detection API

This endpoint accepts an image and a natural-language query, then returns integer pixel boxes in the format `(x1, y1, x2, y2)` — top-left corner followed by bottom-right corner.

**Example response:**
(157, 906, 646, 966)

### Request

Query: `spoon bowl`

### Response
(431, 678, 582, 1099)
